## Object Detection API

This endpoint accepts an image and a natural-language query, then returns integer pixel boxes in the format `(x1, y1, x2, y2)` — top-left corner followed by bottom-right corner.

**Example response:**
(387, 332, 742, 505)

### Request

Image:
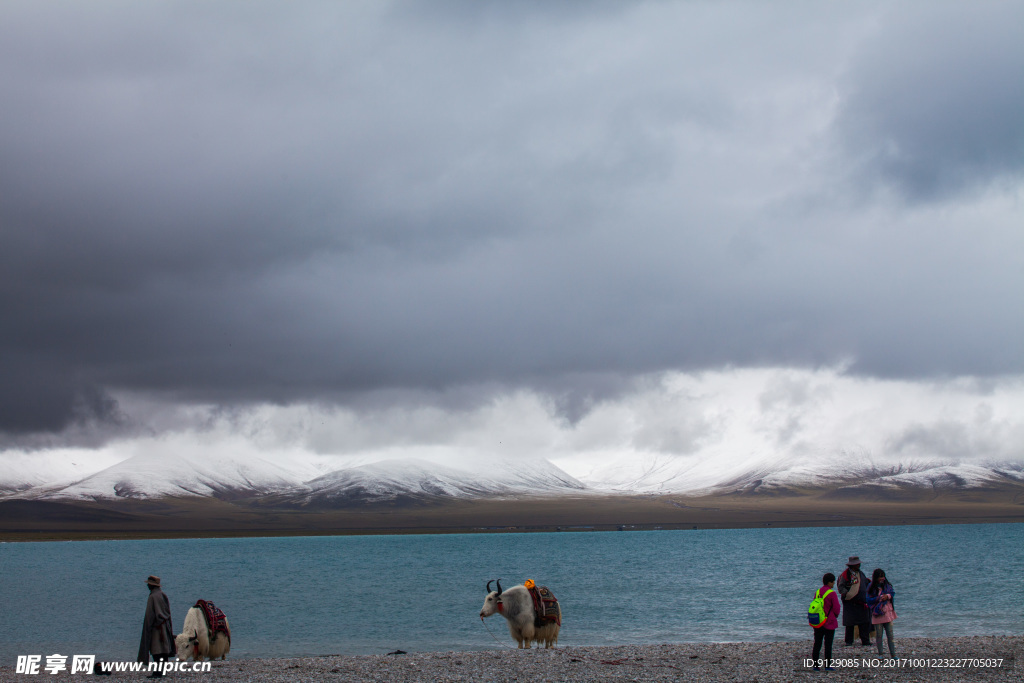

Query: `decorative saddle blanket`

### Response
(529, 586, 561, 627)
(194, 600, 231, 643)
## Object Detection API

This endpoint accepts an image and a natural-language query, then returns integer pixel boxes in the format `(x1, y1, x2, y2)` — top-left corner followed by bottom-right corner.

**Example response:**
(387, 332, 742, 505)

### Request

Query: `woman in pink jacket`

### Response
(867, 568, 897, 659)
(811, 572, 842, 671)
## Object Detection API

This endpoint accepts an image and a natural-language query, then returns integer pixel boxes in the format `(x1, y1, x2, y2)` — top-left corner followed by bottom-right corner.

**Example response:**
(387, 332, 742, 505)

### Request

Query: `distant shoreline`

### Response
(2, 514, 1023, 543)
(2, 491, 1022, 542)
(1, 637, 1018, 682)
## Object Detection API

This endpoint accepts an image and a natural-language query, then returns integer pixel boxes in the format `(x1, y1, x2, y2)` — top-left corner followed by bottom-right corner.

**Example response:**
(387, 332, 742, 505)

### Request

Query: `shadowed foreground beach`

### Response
(3, 637, 1018, 682)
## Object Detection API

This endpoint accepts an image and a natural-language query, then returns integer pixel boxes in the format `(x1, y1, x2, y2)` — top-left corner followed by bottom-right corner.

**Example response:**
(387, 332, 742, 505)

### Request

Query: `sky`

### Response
(2, 1, 1022, 485)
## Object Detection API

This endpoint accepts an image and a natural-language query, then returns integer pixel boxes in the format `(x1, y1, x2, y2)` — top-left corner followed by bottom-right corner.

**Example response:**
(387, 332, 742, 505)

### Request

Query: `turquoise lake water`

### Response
(1, 523, 1021, 664)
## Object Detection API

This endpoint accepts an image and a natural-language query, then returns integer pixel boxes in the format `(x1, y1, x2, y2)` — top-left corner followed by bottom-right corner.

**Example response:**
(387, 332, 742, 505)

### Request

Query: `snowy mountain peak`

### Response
(2, 451, 585, 504)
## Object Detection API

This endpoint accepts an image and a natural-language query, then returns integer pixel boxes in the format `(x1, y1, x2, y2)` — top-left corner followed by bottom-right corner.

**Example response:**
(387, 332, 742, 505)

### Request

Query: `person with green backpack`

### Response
(808, 572, 841, 671)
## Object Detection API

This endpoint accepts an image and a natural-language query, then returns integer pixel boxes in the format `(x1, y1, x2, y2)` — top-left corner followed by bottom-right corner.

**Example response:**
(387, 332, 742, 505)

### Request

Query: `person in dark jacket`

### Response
(837, 556, 872, 646)
(138, 575, 174, 677)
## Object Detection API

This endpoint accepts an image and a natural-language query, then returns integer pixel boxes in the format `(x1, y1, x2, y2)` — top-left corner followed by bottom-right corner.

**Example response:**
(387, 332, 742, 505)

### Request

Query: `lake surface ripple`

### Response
(1, 523, 1020, 662)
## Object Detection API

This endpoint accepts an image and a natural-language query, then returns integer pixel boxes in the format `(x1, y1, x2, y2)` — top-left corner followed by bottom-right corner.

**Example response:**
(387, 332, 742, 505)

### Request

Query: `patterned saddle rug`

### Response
(529, 586, 561, 627)
(194, 600, 231, 643)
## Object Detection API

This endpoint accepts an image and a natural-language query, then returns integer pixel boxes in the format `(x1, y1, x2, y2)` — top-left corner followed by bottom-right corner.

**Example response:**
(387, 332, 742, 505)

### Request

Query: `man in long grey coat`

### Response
(138, 575, 174, 676)
(837, 556, 872, 646)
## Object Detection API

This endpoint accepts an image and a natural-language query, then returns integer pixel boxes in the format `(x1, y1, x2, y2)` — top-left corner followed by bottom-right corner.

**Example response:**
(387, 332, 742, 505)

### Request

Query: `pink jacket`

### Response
(817, 585, 841, 630)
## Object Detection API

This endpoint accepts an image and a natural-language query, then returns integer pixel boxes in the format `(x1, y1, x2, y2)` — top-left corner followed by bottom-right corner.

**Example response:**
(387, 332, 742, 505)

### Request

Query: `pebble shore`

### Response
(4, 636, 1017, 682)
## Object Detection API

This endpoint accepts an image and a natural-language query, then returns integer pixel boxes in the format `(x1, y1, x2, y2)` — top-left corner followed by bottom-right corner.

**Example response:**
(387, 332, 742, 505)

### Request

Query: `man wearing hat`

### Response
(837, 556, 872, 646)
(138, 575, 174, 676)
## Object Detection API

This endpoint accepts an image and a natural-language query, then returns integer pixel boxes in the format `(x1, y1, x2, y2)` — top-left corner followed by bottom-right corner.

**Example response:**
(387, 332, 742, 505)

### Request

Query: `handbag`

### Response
(843, 574, 860, 601)
(878, 599, 896, 621)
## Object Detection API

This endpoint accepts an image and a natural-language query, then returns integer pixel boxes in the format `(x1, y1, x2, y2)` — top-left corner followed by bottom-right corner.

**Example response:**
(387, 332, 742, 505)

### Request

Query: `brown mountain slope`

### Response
(2, 483, 1022, 541)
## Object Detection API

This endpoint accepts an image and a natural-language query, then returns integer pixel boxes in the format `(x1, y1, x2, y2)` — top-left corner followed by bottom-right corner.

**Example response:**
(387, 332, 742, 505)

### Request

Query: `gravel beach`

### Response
(4, 637, 1018, 682)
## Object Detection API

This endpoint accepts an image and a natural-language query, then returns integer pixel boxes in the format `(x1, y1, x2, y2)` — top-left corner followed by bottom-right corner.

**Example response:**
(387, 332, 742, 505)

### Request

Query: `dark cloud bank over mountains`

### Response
(1, 1, 1022, 451)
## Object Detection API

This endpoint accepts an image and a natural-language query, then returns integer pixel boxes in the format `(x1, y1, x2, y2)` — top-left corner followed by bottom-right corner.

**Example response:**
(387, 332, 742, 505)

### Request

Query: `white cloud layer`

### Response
(4, 368, 1022, 493)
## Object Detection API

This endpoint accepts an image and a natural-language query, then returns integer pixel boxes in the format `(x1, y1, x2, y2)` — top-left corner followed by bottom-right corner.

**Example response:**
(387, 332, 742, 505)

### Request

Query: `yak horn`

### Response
(486, 580, 494, 594)
(495, 579, 502, 596)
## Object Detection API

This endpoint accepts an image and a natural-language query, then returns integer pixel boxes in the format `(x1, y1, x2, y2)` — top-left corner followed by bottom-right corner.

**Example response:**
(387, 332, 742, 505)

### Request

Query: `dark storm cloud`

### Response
(836, 1, 1024, 199)
(1, 1, 1022, 437)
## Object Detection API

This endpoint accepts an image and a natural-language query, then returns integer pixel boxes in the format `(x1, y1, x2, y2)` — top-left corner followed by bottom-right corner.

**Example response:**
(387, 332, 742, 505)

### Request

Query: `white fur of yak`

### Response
(174, 606, 230, 662)
(479, 580, 560, 649)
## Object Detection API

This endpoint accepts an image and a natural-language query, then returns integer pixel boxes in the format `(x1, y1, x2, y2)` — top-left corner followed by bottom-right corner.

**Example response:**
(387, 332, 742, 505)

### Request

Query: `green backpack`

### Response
(808, 588, 834, 628)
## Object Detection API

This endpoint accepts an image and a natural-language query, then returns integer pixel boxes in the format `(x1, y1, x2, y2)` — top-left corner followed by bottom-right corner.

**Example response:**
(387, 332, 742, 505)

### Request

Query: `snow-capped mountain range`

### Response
(2, 449, 1022, 505)
(0, 450, 587, 505)
(566, 451, 1024, 495)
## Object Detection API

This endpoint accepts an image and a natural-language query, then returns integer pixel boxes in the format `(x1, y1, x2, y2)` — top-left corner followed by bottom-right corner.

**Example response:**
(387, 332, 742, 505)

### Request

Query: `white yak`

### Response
(174, 605, 230, 662)
(480, 579, 561, 649)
